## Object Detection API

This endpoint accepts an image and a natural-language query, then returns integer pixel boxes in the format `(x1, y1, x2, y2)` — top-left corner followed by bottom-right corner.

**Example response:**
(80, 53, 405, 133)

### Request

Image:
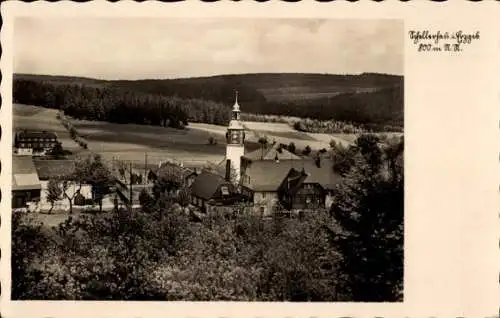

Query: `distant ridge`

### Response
(15, 72, 402, 82)
(14, 72, 404, 130)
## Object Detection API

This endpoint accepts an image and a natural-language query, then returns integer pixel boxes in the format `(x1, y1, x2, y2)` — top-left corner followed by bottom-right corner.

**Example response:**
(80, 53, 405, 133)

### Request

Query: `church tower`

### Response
(225, 91, 245, 183)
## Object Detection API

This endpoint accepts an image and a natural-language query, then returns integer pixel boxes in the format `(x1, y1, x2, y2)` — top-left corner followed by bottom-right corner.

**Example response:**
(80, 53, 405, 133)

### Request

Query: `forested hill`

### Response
(13, 73, 403, 131)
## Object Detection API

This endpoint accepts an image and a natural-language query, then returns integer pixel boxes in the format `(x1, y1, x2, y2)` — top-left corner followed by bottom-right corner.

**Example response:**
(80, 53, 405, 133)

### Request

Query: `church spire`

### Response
(232, 90, 240, 113)
(226, 90, 245, 184)
(232, 90, 241, 120)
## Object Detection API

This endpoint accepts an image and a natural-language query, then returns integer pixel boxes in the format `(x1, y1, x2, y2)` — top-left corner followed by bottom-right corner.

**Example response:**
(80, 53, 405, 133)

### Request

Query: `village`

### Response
(10, 17, 405, 302)
(12, 92, 342, 219)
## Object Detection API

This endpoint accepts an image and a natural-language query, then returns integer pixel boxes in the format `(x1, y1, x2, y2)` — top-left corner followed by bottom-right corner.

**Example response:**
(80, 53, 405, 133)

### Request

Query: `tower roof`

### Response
(232, 90, 240, 112)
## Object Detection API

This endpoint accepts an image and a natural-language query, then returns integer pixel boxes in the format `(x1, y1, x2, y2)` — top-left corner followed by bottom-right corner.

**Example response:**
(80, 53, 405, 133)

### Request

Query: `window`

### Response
(220, 186, 229, 196)
(262, 192, 266, 198)
(306, 196, 311, 204)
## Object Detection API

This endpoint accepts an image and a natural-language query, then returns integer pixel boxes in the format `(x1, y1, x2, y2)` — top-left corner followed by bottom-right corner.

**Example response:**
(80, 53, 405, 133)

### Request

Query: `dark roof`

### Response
(242, 158, 341, 192)
(12, 156, 41, 191)
(16, 130, 57, 140)
(190, 171, 229, 201)
(279, 168, 309, 196)
(243, 144, 301, 161)
(33, 159, 76, 180)
(302, 158, 341, 190)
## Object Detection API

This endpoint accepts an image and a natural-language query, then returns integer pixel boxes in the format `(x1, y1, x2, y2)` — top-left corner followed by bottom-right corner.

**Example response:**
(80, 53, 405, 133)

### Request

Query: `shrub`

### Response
(302, 145, 312, 156)
(69, 127, 77, 139)
(208, 135, 217, 145)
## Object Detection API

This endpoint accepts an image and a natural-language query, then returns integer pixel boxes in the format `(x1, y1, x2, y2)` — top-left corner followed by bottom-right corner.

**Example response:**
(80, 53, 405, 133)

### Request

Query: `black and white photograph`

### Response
(10, 17, 404, 301)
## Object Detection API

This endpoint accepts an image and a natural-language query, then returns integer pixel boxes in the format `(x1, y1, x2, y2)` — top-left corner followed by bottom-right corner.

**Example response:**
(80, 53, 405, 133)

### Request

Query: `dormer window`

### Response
(221, 186, 229, 196)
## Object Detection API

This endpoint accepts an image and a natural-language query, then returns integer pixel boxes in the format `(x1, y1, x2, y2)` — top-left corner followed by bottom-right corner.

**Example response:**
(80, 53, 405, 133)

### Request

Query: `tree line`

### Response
(14, 75, 403, 132)
(13, 79, 231, 128)
(12, 134, 403, 301)
(261, 86, 404, 132)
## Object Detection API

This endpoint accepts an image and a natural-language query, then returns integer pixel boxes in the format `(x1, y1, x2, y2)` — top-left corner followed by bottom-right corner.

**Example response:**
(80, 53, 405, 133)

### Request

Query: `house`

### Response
(236, 157, 340, 216)
(190, 161, 247, 212)
(277, 158, 341, 211)
(12, 156, 41, 209)
(207, 91, 342, 216)
(33, 159, 93, 210)
(14, 130, 58, 156)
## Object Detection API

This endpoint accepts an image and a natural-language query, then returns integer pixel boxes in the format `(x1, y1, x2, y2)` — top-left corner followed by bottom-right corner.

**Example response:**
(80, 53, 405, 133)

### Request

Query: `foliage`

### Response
(294, 118, 367, 134)
(11, 211, 53, 299)
(46, 142, 71, 159)
(55, 154, 113, 214)
(302, 145, 312, 156)
(57, 111, 89, 149)
(328, 134, 404, 301)
(331, 142, 358, 176)
(46, 179, 63, 214)
(257, 136, 268, 146)
(12, 134, 404, 301)
(14, 79, 230, 127)
(83, 154, 114, 212)
(208, 135, 217, 145)
(12, 205, 343, 301)
(267, 86, 404, 132)
(14, 73, 403, 131)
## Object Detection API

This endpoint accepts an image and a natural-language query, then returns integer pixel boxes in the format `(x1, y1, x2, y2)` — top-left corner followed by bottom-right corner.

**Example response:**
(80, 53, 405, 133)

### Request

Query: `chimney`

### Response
(225, 159, 231, 181)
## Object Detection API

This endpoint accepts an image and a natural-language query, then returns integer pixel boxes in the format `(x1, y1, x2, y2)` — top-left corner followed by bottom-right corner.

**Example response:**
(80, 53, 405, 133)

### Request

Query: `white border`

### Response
(1, 2, 499, 317)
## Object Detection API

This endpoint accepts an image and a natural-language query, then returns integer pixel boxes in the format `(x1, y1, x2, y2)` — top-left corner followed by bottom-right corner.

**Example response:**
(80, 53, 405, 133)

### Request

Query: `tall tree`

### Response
(46, 179, 62, 214)
(84, 154, 114, 213)
(328, 135, 404, 301)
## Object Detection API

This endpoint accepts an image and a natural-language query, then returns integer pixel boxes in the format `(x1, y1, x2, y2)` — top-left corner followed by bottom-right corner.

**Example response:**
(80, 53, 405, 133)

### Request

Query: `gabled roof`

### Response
(241, 160, 299, 192)
(190, 171, 229, 201)
(33, 159, 76, 180)
(12, 156, 41, 191)
(302, 158, 341, 190)
(243, 145, 301, 161)
(279, 168, 309, 196)
(242, 158, 341, 192)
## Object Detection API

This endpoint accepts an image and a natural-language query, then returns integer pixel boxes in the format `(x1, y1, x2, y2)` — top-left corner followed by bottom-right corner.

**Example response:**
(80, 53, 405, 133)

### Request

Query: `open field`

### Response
(13, 104, 82, 154)
(71, 119, 231, 166)
(242, 121, 296, 132)
(258, 86, 380, 102)
(14, 104, 401, 168)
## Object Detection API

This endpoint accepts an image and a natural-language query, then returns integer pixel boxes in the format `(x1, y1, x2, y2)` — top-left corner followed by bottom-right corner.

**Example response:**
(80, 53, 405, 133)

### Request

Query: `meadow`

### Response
(13, 104, 83, 154)
(13, 103, 401, 170)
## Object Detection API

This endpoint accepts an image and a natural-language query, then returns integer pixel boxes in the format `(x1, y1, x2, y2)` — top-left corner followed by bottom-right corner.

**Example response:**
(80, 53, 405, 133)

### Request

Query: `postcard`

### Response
(0, 1, 499, 317)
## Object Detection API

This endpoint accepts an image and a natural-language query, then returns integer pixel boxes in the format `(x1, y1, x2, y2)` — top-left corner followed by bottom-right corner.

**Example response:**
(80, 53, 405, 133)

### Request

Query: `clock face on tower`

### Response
(227, 130, 244, 144)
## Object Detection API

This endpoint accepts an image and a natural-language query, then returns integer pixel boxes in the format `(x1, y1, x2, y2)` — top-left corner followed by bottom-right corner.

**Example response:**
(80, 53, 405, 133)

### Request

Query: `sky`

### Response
(14, 18, 403, 80)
